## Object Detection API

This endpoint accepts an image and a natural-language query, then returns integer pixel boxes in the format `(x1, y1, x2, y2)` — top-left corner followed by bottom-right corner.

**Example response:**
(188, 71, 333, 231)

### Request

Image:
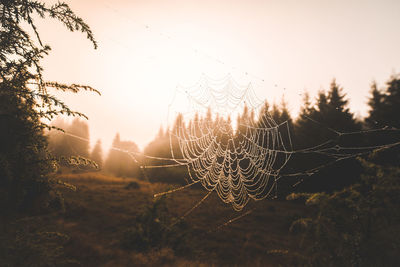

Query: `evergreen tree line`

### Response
(144, 76, 400, 194)
(45, 75, 400, 194)
(47, 119, 142, 178)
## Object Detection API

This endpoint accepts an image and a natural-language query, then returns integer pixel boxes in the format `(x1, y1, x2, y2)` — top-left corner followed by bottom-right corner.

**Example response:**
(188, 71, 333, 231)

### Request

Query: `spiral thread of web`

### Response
(168, 75, 292, 211)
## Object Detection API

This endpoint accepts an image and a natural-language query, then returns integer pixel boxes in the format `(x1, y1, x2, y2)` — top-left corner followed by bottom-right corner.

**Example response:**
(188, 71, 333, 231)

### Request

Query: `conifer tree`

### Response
(365, 75, 400, 165)
(365, 81, 384, 128)
(295, 80, 360, 149)
(366, 75, 400, 129)
(68, 118, 90, 158)
(90, 139, 103, 169)
(270, 103, 281, 124)
(384, 76, 400, 128)
(104, 133, 140, 177)
(292, 80, 362, 192)
(0, 0, 97, 213)
(294, 91, 314, 149)
(279, 97, 292, 125)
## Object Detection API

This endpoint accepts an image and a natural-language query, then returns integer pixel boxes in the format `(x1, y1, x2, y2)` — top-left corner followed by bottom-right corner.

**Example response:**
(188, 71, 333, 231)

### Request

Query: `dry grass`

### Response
(4, 172, 311, 266)
(60, 172, 139, 184)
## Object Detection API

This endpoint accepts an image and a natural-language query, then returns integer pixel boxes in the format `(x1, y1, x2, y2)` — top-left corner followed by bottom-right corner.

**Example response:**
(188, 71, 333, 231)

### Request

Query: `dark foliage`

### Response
(286, 80, 363, 194)
(0, 0, 97, 215)
(288, 158, 400, 266)
(0, 216, 77, 266)
(294, 79, 361, 149)
(366, 75, 400, 129)
(121, 197, 192, 254)
(365, 76, 400, 165)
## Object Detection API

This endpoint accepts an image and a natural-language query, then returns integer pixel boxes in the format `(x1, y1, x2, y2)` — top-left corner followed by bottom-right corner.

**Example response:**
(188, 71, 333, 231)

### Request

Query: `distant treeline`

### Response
(48, 75, 400, 195)
(48, 119, 141, 177)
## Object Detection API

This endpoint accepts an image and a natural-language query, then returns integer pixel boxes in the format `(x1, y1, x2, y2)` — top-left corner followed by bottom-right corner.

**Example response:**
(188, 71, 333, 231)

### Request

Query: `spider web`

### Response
(165, 74, 292, 211)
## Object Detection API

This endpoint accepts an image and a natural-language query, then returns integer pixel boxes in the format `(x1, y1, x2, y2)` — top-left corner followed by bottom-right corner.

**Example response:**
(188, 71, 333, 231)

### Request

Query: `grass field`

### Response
(1, 172, 313, 266)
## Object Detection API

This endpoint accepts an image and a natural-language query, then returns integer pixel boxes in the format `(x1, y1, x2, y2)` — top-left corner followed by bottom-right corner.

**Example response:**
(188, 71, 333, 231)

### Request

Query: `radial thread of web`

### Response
(167, 74, 292, 211)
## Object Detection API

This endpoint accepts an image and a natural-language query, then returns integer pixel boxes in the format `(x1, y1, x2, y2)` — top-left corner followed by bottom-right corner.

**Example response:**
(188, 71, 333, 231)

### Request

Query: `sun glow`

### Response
(38, 0, 400, 152)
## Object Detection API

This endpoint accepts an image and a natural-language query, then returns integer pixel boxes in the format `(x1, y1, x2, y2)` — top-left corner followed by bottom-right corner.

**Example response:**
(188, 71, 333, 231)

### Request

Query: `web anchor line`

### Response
(211, 208, 256, 233)
(170, 190, 213, 228)
(153, 180, 200, 198)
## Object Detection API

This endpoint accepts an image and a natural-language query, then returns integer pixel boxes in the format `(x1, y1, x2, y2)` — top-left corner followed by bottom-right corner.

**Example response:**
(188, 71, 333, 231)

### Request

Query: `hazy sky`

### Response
(37, 0, 400, 151)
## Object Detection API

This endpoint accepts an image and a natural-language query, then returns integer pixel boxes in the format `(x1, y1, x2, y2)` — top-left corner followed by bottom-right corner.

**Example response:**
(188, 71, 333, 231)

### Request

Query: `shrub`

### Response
(289, 159, 400, 266)
(121, 197, 192, 255)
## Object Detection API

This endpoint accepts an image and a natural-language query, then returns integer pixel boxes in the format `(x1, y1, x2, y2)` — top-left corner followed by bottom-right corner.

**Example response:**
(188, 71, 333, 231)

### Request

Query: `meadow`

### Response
(1, 172, 312, 266)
